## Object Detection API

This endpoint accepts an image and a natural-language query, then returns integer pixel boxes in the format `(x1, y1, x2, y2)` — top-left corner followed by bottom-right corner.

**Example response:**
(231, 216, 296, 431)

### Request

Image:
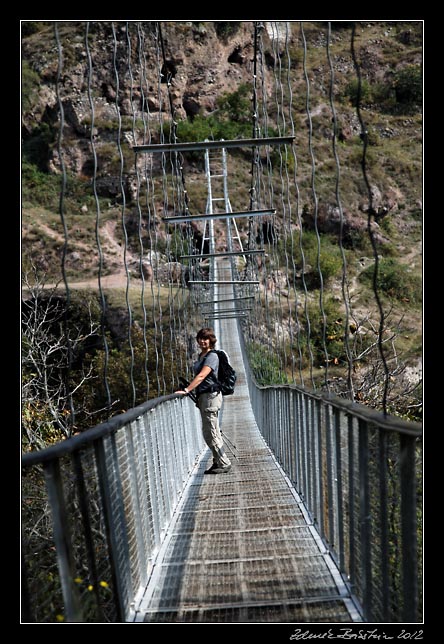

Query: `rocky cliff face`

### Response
(22, 21, 422, 276)
(22, 20, 422, 181)
(22, 22, 265, 174)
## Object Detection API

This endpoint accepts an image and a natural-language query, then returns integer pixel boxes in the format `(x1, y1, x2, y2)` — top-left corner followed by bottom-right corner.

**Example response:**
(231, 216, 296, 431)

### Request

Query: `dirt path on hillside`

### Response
(62, 270, 131, 290)
(24, 219, 141, 293)
(22, 270, 136, 296)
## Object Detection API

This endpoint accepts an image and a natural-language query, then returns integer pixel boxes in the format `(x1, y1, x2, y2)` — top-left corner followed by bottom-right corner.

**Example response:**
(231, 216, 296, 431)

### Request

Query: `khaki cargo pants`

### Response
(197, 391, 231, 468)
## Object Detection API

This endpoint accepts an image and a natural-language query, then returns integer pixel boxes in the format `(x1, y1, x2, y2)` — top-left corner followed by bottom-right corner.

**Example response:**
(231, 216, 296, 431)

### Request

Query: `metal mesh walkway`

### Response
(134, 306, 362, 623)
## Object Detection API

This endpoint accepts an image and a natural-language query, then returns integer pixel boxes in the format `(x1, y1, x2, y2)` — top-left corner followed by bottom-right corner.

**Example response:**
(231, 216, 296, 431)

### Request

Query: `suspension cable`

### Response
(160, 21, 195, 391)
(135, 22, 151, 399)
(85, 22, 112, 411)
(141, 26, 159, 399)
(282, 21, 302, 383)
(54, 22, 76, 430)
(300, 22, 318, 389)
(326, 22, 354, 400)
(249, 21, 273, 382)
(351, 23, 389, 414)
(157, 21, 188, 390)
(155, 22, 167, 395)
(256, 22, 276, 381)
(284, 25, 304, 385)
(247, 21, 261, 247)
(271, 21, 291, 380)
(279, 22, 295, 381)
(123, 21, 137, 407)
(268, 22, 284, 376)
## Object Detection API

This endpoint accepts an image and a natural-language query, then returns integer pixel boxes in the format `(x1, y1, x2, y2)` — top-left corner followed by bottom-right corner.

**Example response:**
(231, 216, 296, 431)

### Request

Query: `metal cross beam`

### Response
(188, 280, 260, 285)
(180, 250, 265, 260)
(197, 297, 255, 305)
(133, 136, 295, 154)
(205, 308, 252, 314)
(204, 313, 249, 319)
(163, 209, 275, 224)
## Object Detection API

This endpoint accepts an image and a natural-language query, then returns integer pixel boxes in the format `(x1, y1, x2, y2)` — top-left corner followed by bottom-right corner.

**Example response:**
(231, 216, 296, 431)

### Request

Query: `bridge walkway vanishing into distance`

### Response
(134, 270, 361, 623)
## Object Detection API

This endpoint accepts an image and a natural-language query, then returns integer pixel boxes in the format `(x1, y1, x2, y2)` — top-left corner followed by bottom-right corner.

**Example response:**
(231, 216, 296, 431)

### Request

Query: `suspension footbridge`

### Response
(134, 268, 361, 623)
(21, 21, 423, 624)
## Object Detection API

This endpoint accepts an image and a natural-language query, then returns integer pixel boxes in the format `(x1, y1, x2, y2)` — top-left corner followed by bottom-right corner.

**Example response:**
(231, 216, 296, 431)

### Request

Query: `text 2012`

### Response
(289, 629, 423, 641)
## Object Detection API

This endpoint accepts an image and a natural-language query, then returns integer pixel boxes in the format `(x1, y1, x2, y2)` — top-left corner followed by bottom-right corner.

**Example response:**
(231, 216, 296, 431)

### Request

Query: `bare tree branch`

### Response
(22, 265, 100, 449)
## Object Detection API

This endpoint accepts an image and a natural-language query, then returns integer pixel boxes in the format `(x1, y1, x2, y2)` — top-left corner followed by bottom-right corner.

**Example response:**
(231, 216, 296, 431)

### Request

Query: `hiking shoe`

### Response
(207, 464, 232, 474)
(204, 463, 218, 474)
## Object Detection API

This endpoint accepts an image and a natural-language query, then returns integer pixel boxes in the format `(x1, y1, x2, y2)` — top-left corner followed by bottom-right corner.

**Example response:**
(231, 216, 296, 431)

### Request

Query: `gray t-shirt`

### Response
(193, 351, 219, 394)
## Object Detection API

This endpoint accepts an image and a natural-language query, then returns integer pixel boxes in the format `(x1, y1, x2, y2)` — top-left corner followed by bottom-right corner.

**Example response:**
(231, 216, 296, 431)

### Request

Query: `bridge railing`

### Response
(21, 395, 203, 623)
(243, 351, 423, 622)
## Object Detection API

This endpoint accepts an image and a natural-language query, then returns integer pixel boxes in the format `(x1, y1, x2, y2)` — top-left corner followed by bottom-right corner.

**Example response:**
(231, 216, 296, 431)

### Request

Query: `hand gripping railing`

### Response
(241, 344, 423, 623)
(21, 395, 203, 623)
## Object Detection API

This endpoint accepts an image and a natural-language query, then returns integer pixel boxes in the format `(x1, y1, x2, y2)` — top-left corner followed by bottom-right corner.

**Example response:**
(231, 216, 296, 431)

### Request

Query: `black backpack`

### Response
(212, 350, 237, 396)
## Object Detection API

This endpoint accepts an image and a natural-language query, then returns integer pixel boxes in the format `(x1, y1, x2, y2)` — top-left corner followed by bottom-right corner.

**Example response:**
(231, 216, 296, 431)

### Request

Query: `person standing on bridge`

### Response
(175, 327, 232, 474)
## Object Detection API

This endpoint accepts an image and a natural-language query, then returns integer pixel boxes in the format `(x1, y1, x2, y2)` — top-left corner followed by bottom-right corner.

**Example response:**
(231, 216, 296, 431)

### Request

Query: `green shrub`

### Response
(393, 65, 422, 110)
(216, 83, 251, 124)
(344, 78, 371, 106)
(22, 162, 111, 213)
(370, 81, 397, 113)
(168, 229, 195, 261)
(247, 341, 289, 385)
(22, 60, 41, 113)
(22, 123, 56, 171)
(214, 22, 241, 40)
(21, 21, 47, 37)
(359, 257, 422, 304)
(22, 162, 60, 208)
(279, 230, 343, 288)
(366, 66, 422, 115)
(169, 84, 255, 154)
(174, 112, 252, 144)
(304, 297, 356, 367)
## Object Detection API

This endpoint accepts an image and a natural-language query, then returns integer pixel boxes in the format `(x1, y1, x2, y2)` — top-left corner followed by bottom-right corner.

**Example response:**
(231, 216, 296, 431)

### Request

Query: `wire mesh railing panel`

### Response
(22, 396, 204, 623)
(99, 432, 134, 616)
(76, 447, 118, 622)
(136, 417, 157, 562)
(22, 465, 64, 623)
(244, 357, 423, 623)
(55, 452, 113, 622)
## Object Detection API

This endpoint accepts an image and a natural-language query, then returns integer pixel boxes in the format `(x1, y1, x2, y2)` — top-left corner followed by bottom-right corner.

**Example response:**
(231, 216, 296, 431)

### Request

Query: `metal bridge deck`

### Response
(134, 309, 361, 623)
